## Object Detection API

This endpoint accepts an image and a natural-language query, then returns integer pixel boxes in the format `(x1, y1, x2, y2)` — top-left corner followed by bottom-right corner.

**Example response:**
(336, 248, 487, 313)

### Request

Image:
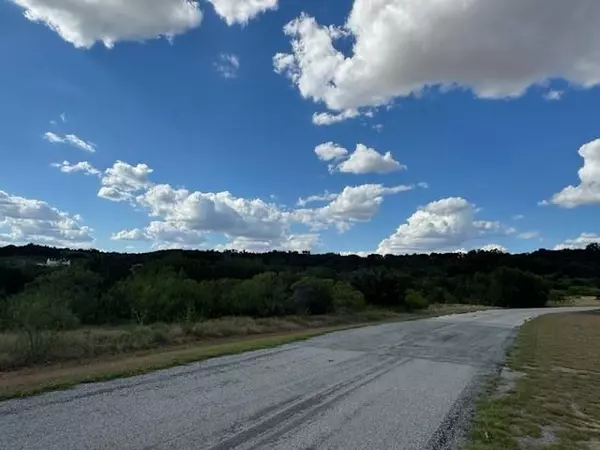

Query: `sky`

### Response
(0, 0, 599, 255)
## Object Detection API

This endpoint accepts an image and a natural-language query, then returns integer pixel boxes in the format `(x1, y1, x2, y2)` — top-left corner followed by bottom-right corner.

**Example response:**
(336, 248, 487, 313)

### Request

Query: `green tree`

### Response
(290, 277, 335, 315)
(488, 267, 549, 308)
(332, 281, 366, 312)
(9, 290, 78, 360)
(404, 289, 429, 311)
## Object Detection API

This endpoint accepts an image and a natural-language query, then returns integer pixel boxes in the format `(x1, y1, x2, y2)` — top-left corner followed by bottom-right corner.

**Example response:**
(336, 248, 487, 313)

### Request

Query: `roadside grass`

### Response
(466, 311, 600, 450)
(550, 296, 600, 307)
(0, 304, 491, 401)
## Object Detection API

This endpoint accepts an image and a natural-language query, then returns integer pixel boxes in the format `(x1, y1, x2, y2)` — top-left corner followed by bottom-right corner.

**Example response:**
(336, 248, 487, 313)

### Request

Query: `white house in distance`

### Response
(39, 258, 71, 267)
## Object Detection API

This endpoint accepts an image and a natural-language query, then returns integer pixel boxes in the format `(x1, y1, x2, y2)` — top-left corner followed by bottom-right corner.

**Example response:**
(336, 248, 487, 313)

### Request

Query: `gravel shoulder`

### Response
(1, 307, 595, 450)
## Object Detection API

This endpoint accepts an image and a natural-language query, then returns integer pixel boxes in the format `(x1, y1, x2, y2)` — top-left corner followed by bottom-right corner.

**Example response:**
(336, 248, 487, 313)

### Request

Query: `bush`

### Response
(404, 289, 429, 311)
(332, 281, 366, 312)
(290, 277, 335, 315)
(8, 290, 78, 360)
(227, 272, 292, 317)
(488, 267, 549, 308)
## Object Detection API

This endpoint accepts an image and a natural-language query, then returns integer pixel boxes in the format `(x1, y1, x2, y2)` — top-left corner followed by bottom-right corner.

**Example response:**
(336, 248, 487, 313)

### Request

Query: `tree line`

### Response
(0, 243, 599, 333)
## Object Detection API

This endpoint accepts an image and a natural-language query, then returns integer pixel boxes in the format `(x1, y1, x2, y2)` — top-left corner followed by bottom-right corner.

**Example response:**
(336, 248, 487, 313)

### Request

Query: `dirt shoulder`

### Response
(466, 310, 600, 449)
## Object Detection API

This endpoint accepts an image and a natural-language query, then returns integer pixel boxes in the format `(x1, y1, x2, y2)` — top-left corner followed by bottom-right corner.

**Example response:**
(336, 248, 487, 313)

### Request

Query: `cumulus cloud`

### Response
(545, 138, 600, 208)
(296, 191, 338, 207)
(294, 184, 414, 232)
(480, 243, 508, 252)
(44, 132, 96, 153)
(315, 142, 405, 174)
(314, 142, 348, 161)
(336, 144, 405, 174)
(208, 0, 277, 25)
(554, 233, 600, 250)
(215, 53, 240, 79)
(10, 0, 203, 48)
(98, 161, 154, 202)
(518, 231, 540, 240)
(274, 1, 600, 112)
(0, 190, 93, 247)
(96, 157, 411, 251)
(51, 161, 100, 176)
(217, 234, 319, 253)
(544, 90, 564, 101)
(312, 109, 359, 126)
(377, 197, 512, 255)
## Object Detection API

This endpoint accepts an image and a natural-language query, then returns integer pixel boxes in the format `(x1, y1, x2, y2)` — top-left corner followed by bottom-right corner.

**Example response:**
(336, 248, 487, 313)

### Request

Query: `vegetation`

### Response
(0, 243, 598, 369)
(0, 305, 490, 400)
(467, 311, 600, 449)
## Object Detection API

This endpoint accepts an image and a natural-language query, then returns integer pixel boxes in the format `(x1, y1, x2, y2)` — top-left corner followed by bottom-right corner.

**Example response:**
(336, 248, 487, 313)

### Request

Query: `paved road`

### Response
(1, 307, 595, 450)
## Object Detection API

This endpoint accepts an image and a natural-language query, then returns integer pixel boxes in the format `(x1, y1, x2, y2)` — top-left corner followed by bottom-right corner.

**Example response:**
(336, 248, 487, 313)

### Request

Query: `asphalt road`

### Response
(1, 307, 595, 450)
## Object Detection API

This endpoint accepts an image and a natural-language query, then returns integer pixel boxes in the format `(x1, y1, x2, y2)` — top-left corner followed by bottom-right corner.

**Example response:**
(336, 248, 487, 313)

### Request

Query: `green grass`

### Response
(0, 304, 492, 400)
(466, 311, 600, 450)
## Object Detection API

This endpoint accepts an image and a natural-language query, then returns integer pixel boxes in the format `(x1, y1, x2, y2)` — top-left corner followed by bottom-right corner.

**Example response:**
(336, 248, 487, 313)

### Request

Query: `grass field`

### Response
(0, 304, 489, 400)
(467, 311, 600, 450)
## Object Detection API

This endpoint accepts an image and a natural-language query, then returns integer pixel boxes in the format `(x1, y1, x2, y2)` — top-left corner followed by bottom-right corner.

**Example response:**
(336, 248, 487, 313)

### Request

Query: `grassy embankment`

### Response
(0, 303, 487, 400)
(467, 305, 600, 450)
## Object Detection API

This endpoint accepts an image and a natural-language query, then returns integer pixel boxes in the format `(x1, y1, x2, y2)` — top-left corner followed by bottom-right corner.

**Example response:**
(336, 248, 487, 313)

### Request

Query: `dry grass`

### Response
(555, 296, 600, 307)
(0, 304, 488, 400)
(467, 311, 600, 450)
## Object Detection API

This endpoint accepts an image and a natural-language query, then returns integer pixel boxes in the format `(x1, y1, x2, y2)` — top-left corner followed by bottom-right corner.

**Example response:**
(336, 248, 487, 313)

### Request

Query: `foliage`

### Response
(8, 289, 78, 360)
(404, 289, 429, 311)
(488, 267, 549, 308)
(0, 243, 598, 330)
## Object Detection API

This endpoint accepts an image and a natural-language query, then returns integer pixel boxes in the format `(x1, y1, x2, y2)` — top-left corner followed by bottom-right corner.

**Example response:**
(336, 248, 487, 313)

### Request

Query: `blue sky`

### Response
(1, 0, 599, 255)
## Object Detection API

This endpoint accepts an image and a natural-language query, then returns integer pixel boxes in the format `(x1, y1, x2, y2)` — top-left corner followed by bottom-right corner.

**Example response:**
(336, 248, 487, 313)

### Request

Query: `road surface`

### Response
(1, 307, 595, 450)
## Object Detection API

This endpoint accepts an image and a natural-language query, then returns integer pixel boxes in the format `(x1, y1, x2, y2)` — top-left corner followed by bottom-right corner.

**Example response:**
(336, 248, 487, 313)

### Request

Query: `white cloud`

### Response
(512, 214, 525, 220)
(544, 90, 563, 101)
(294, 184, 414, 232)
(296, 191, 338, 207)
(314, 142, 348, 161)
(314, 142, 405, 175)
(545, 138, 600, 208)
(312, 109, 359, 126)
(60, 112, 66, 123)
(10, 0, 203, 48)
(518, 231, 540, 240)
(98, 161, 154, 202)
(554, 233, 600, 250)
(97, 158, 410, 250)
(217, 234, 319, 253)
(0, 190, 93, 247)
(274, 2, 600, 112)
(339, 251, 371, 258)
(377, 197, 512, 255)
(112, 221, 205, 249)
(44, 132, 96, 153)
(51, 161, 100, 176)
(215, 53, 240, 79)
(480, 243, 508, 252)
(136, 184, 289, 241)
(336, 144, 405, 174)
(208, 0, 277, 25)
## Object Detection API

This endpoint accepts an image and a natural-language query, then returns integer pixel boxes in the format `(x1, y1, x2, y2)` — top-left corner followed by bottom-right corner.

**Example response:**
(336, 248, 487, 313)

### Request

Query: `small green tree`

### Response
(290, 277, 335, 315)
(9, 290, 78, 360)
(404, 289, 429, 311)
(488, 267, 549, 308)
(332, 281, 366, 313)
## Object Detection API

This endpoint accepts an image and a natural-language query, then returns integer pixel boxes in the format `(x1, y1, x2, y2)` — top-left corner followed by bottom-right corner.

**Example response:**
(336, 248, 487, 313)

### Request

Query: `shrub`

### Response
(290, 277, 335, 315)
(404, 289, 429, 311)
(8, 290, 78, 360)
(332, 281, 366, 312)
(488, 267, 549, 308)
